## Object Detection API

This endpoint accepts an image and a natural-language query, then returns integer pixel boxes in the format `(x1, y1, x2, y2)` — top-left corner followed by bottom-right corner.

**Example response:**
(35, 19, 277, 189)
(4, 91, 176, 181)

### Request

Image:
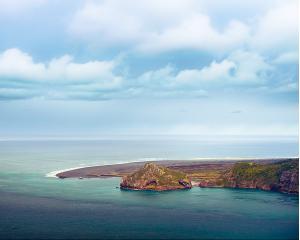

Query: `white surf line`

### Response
(45, 161, 135, 178)
(45, 165, 96, 178)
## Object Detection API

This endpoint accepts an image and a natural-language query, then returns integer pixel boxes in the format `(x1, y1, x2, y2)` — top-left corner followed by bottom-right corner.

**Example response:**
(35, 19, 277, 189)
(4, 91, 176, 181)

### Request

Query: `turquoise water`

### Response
(0, 138, 298, 239)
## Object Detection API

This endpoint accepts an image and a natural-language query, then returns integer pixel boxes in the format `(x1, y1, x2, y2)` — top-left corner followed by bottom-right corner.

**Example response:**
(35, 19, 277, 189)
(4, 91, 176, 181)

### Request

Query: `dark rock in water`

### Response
(179, 179, 191, 188)
(120, 163, 192, 191)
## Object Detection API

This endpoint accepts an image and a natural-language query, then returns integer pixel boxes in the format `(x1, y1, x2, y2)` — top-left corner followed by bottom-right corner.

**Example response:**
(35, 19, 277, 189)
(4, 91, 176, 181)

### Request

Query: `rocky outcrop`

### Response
(218, 159, 299, 194)
(198, 179, 222, 188)
(120, 163, 192, 191)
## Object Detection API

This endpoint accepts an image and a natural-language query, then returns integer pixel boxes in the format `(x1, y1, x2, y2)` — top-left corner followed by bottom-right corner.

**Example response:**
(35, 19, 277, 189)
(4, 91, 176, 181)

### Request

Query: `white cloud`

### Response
(173, 60, 236, 86)
(70, 1, 142, 45)
(0, 48, 46, 81)
(0, 48, 295, 100)
(70, 0, 202, 40)
(69, 0, 249, 53)
(138, 50, 271, 89)
(67, 0, 297, 99)
(137, 65, 175, 89)
(0, 48, 122, 99)
(137, 16, 249, 53)
(227, 50, 272, 84)
(251, 1, 298, 54)
(69, 0, 298, 56)
(47, 55, 121, 88)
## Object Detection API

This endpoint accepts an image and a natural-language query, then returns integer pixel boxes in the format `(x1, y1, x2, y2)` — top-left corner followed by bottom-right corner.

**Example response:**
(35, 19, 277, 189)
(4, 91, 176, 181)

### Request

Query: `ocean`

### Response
(0, 136, 298, 239)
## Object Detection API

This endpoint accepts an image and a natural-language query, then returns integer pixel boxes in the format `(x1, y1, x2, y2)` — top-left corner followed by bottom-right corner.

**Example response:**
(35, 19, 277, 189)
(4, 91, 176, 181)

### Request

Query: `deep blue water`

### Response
(0, 138, 298, 239)
(0, 187, 298, 240)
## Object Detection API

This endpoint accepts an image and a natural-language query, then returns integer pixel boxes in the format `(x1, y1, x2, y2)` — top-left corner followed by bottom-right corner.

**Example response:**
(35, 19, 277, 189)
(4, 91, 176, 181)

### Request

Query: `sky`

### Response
(0, 0, 298, 138)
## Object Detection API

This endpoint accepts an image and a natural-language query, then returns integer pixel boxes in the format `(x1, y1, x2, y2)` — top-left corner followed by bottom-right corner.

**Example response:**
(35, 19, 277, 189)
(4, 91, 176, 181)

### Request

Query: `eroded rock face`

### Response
(279, 169, 299, 193)
(120, 163, 192, 191)
(198, 180, 221, 188)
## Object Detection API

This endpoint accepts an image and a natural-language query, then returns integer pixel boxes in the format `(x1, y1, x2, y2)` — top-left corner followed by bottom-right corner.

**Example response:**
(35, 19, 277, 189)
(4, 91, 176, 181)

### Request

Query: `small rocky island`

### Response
(120, 163, 192, 191)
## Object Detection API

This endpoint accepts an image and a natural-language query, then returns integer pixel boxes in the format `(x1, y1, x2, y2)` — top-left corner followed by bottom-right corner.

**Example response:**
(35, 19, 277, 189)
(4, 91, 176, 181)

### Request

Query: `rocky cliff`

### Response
(219, 159, 299, 193)
(120, 163, 192, 191)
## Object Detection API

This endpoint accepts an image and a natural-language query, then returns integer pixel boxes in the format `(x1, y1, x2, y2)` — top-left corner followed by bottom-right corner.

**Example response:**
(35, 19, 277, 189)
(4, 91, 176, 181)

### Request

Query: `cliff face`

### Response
(120, 163, 192, 191)
(220, 159, 299, 193)
(278, 169, 298, 193)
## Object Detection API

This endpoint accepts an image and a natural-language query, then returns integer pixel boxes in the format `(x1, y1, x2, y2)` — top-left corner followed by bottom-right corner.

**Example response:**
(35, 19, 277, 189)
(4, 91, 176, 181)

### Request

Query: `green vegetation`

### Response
(188, 170, 222, 181)
(231, 159, 298, 184)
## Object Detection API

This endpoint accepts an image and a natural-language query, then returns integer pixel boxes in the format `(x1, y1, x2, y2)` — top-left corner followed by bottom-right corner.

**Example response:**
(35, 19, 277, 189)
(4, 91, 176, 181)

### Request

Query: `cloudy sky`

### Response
(0, 0, 298, 138)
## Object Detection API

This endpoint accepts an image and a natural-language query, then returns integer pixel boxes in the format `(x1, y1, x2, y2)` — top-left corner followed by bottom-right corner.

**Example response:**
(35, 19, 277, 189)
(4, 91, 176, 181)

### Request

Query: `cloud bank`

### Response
(0, 48, 122, 100)
(0, 0, 297, 100)
(69, 0, 298, 56)
(0, 0, 297, 137)
(0, 48, 296, 100)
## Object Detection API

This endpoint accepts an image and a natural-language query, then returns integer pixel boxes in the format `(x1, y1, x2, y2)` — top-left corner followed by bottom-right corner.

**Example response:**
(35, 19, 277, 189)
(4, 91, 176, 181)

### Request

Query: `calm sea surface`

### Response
(0, 137, 298, 239)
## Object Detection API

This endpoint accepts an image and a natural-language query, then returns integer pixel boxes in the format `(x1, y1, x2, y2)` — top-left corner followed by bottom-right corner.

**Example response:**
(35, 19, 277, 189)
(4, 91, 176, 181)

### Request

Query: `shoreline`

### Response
(45, 165, 97, 178)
